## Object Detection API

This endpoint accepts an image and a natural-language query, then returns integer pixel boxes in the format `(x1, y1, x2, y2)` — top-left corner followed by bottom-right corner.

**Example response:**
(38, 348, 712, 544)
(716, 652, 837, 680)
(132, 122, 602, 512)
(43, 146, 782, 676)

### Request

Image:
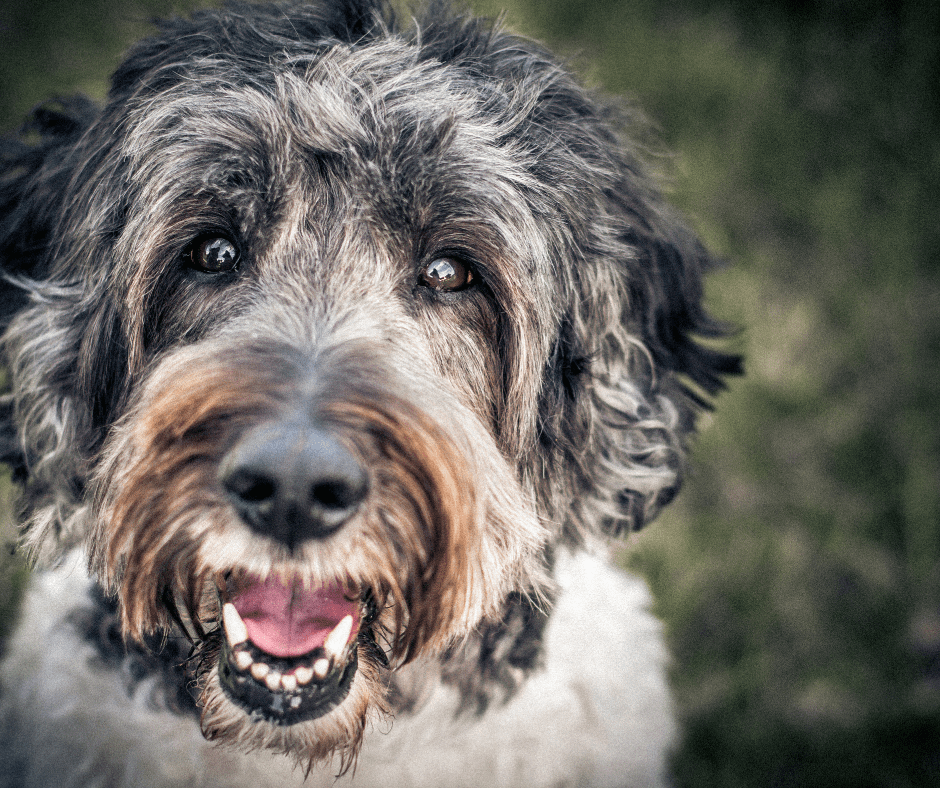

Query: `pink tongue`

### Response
(231, 575, 359, 658)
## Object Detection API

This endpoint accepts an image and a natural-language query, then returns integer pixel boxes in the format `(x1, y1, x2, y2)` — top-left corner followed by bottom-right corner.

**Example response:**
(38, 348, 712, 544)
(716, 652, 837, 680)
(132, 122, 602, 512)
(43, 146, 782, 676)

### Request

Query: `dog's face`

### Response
(0, 0, 739, 771)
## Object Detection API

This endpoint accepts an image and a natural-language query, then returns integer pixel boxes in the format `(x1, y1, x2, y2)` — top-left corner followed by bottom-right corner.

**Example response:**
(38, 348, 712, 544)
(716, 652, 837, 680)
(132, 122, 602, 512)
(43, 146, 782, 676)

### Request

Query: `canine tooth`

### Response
(222, 603, 248, 645)
(250, 662, 270, 681)
(294, 666, 314, 685)
(265, 671, 282, 692)
(234, 650, 253, 671)
(324, 615, 354, 658)
(313, 658, 330, 679)
(281, 674, 297, 692)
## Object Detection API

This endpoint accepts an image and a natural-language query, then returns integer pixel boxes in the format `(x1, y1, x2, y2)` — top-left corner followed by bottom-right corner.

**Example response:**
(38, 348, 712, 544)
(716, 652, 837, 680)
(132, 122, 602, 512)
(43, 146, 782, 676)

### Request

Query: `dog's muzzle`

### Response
(215, 412, 370, 724)
(93, 338, 525, 730)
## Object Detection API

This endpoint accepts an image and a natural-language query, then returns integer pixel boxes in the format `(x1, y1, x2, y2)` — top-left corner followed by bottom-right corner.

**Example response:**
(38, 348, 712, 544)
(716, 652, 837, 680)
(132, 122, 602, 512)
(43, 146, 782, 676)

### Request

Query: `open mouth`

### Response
(216, 573, 365, 725)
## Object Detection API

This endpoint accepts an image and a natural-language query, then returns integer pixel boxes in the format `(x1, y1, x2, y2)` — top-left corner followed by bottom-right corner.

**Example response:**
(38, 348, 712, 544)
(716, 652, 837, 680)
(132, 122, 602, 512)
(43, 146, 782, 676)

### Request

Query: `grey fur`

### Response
(0, 1, 739, 784)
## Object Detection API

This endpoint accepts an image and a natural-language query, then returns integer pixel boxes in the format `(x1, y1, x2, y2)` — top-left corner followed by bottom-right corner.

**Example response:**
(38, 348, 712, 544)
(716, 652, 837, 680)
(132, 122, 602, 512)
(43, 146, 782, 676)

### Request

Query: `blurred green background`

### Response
(1, 0, 938, 785)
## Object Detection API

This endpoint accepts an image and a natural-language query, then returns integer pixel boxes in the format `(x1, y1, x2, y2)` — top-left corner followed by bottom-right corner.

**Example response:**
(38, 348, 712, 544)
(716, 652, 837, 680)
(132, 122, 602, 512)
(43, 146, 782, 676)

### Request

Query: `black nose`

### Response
(219, 416, 368, 548)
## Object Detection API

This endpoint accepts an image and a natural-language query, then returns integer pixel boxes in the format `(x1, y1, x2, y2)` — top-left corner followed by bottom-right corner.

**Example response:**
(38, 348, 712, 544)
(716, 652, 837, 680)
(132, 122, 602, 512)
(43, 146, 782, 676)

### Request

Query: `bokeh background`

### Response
(1, 0, 938, 785)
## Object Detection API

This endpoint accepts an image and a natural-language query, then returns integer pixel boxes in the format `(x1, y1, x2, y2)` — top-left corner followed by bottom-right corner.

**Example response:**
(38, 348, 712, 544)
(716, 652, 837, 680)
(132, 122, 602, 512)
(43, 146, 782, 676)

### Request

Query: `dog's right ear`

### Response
(0, 96, 99, 478)
(0, 96, 98, 326)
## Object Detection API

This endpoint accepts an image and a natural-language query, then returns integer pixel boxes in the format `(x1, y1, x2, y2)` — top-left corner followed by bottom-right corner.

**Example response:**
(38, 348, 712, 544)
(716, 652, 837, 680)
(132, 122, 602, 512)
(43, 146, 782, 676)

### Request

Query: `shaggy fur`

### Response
(0, 1, 740, 785)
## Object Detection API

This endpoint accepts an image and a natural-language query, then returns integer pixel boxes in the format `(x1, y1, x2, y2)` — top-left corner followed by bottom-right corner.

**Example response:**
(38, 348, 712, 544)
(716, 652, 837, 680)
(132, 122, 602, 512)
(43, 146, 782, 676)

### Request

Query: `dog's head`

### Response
(0, 0, 740, 770)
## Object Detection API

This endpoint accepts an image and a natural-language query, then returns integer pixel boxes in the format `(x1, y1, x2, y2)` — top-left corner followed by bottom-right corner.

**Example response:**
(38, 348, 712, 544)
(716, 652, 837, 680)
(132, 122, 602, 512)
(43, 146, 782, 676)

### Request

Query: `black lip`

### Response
(217, 637, 358, 726)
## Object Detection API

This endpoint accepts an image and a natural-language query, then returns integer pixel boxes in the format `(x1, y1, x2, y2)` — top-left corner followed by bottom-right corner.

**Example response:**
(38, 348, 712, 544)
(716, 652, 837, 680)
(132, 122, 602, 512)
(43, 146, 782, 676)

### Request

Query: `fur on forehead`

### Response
(0, 0, 741, 560)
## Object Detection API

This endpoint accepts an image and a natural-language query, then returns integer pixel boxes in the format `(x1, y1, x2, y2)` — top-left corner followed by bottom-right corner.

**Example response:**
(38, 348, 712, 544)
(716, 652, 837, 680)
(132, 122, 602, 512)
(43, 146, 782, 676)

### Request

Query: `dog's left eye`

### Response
(419, 257, 475, 292)
(186, 236, 240, 273)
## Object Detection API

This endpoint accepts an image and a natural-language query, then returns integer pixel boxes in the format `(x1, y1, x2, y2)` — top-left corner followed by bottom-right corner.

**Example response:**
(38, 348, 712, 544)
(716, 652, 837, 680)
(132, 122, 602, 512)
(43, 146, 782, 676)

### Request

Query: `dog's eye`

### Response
(419, 257, 474, 292)
(186, 236, 240, 273)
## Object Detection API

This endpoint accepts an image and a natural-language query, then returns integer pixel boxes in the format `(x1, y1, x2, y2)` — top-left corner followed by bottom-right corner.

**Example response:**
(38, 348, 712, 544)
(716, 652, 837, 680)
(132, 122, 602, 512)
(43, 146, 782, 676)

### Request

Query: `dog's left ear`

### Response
(622, 203, 743, 405)
(0, 96, 99, 478)
(536, 122, 743, 541)
(591, 187, 743, 536)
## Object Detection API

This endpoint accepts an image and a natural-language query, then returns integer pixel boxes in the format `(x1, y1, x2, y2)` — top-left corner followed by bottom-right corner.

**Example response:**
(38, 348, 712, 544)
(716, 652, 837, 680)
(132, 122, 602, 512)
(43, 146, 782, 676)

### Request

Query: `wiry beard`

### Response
(87, 337, 549, 768)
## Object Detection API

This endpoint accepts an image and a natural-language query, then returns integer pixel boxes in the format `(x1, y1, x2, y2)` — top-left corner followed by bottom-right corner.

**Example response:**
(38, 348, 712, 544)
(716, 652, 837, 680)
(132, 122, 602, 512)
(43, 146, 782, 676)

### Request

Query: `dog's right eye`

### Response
(419, 257, 475, 293)
(186, 236, 240, 274)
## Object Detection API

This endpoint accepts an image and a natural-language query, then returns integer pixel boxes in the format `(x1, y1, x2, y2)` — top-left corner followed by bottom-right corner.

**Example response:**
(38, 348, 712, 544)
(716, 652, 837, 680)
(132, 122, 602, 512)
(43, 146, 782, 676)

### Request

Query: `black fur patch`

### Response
(440, 589, 553, 715)
(69, 584, 199, 717)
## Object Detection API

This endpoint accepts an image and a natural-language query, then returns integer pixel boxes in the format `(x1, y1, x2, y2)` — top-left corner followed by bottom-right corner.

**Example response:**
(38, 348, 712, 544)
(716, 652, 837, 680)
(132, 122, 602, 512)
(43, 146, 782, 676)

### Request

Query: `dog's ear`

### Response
(0, 97, 99, 499)
(526, 104, 742, 540)
(621, 204, 744, 405)
(0, 96, 98, 322)
(574, 178, 743, 537)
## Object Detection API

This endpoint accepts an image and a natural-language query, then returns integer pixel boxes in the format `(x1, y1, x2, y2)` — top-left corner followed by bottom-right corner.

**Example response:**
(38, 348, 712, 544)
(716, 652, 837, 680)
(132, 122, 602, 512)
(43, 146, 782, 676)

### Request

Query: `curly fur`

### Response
(0, 1, 740, 785)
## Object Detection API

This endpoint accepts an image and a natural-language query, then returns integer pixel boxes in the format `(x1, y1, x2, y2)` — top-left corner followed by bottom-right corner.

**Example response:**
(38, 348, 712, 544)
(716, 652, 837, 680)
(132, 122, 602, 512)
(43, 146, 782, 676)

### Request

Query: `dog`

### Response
(0, 1, 740, 785)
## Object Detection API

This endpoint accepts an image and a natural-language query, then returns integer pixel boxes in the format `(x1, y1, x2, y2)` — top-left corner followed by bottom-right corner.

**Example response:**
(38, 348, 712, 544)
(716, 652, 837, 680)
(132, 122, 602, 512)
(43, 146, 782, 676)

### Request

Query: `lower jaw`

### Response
(217, 637, 359, 726)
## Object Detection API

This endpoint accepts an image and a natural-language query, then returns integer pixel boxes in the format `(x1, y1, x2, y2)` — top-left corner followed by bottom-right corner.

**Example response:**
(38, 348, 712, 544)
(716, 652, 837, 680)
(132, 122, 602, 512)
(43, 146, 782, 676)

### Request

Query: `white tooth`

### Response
(234, 651, 253, 671)
(313, 658, 330, 679)
(250, 662, 270, 681)
(222, 603, 248, 646)
(294, 666, 314, 685)
(281, 674, 297, 692)
(324, 615, 354, 658)
(265, 671, 282, 692)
